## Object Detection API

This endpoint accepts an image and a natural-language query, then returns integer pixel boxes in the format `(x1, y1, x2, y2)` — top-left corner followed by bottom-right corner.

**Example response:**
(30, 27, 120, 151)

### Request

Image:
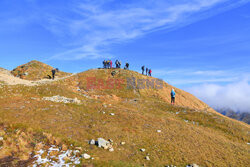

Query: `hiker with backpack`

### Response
(149, 69, 152, 76)
(103, 60, 106, 68)
(146, 68, 148, 76)
(171, 88, 176, 105)
(124, 63, 129, 70)
(141, 66, 145, 75)
(51, 68, 56, 80)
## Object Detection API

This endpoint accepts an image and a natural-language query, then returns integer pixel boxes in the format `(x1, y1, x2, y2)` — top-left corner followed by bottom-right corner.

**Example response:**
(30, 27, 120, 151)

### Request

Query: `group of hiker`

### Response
(103, 60, 130, 70)
(101, 60, 177, 105)
(141, 66, 152, 76)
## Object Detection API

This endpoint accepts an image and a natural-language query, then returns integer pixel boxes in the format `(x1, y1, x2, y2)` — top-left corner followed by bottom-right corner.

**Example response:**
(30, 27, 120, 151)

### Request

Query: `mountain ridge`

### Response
(0, 61, 249, 166)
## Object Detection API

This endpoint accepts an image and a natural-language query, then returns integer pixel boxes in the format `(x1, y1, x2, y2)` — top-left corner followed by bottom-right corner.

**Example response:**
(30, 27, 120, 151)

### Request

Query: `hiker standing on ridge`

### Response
(171, 88, 176, 105)
(124, 63, 129, 70)
(110, 60, 113, 69)
(149, 69, 152, 76)
(115, 60, 119, 68)
(103, 60, 106, 68)
(51, 68, 56, 80)
(118, 61, 121, 68)
(141, 65, 145, 75)
(146, 68, 148, 76)
(107, 60, 110, 68)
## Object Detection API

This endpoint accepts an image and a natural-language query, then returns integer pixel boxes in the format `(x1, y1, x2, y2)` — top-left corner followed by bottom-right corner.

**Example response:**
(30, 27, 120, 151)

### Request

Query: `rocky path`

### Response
(0, 68, 75, 86)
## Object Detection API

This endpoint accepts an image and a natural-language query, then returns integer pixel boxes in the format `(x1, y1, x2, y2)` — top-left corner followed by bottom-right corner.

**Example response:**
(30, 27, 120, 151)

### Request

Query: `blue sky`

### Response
(0, 0, 250, 111)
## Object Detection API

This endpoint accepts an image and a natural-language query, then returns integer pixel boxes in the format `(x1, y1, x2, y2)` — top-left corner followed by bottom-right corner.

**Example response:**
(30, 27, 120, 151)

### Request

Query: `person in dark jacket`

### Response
(103, 60, 106, 68)
(52, 68, 56, 80)
(146, 68, 148, 76)
(115, 60, 119, 68)
(141, 66, 145, 75)
(171, 88, 176, 105)
(125, 63, 129, 70)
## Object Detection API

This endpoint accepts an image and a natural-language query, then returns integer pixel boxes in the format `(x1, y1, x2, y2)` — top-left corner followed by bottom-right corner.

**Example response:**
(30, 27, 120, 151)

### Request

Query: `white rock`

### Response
(82, 153, 91, 159)
(145, 156, 150, 161)
(0, 137, 3, 141)
(109, 148, 114, 152)
(140, 148, 146, 152)
(110, 113, 115, 116)
(157, 130, 161, 133)
(89, 139, 95, 145)
(121, 142, 126, 145)
(97, 138, 110, 148)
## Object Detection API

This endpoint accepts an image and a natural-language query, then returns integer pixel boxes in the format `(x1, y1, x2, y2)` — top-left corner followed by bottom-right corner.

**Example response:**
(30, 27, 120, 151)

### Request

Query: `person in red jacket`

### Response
(110, 60, 112, 69)
(149, 69, 152, 76)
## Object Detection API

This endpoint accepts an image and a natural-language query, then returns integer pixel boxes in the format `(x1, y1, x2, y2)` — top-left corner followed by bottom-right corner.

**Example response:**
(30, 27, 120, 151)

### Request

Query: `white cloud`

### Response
(186, 78, 250, 112)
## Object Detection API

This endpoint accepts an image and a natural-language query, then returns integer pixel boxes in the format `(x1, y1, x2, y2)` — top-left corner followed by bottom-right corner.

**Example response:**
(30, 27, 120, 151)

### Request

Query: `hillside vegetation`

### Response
(0, 65, 249, 166)
(11, 60, 70, 81)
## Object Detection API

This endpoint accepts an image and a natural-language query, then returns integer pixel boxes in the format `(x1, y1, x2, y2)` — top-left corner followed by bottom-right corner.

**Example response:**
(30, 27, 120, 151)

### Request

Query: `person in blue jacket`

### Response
(171, 88, 176, 105)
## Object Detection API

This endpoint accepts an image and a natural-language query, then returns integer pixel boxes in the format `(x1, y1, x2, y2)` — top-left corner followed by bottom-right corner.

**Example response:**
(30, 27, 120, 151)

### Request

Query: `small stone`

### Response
(0, 137, 3, 141)
(140, 148, 146, 152)
(157, 130, 161, 133)
(110, 113, 115, 116)
(89, 139, 95, 145)
(109, 148, 114, 152)
(145, 156, 150, 161)
(82, 153, 91, 159)
(121, 142, 125, 145)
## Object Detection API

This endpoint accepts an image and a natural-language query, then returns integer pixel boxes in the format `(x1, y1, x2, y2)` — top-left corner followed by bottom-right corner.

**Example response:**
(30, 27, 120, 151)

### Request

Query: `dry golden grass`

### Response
(0, 68, 249, 166)
(11, 60, 70, 81)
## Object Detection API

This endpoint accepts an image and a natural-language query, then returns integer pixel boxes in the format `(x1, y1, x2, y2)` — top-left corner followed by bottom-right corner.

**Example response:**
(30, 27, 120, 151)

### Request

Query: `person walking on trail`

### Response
(110, 60, 113, 69)
(51, 68, 56, 80)
(146, 68, 148, 76)
(149, 69, 152, 76)
(141, 65, 145, 75)
(171, 88, 176, 105)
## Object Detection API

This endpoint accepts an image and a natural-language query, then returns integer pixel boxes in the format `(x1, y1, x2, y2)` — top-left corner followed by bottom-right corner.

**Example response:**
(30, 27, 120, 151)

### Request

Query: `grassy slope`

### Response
(0, 68, 249, 166)
(11, 60, 70, 81)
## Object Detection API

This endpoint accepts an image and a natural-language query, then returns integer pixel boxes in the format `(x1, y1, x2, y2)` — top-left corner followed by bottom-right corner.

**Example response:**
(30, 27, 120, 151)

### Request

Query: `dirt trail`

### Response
(0, 68, 75, 86)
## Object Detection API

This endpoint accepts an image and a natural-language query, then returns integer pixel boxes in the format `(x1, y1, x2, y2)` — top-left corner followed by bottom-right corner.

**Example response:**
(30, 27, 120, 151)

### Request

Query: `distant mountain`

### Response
(216, 108, 250, 124)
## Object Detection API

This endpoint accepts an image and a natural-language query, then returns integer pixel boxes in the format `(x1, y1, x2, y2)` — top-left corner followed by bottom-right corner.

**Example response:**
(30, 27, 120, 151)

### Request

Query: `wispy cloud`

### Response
(31, 0, 249, 60)
(1, 0, 248, 60)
